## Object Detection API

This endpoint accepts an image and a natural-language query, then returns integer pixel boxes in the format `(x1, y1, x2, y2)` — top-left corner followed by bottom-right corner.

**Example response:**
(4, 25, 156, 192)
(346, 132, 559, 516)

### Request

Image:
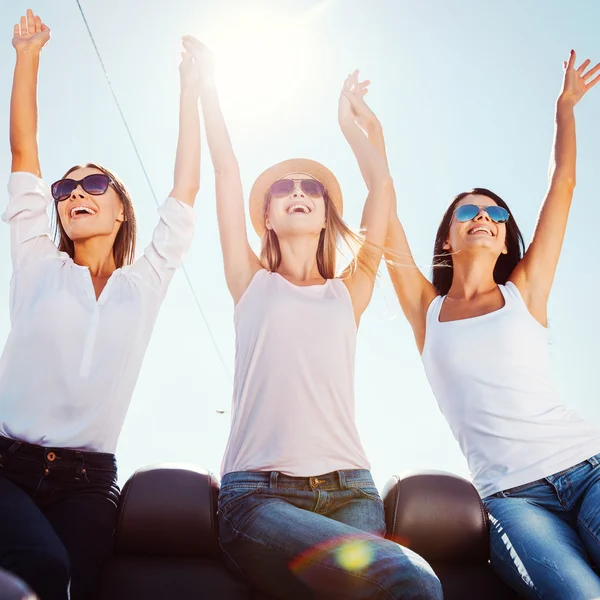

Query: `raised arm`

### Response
(169, 44, 201, 206)
(10, 9, 50, 176)
(338, 72, 394, 323)
(341, 72, 436, 345)
(183, 38, 260, 304)
(510, 51, 600, 325)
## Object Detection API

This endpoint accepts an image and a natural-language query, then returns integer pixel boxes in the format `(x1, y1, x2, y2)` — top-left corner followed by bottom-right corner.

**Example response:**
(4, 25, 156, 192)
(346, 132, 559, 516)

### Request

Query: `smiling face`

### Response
(56, 167, 125, 243)
(443, 194, 508, 257)
(265, 173, 327, 238)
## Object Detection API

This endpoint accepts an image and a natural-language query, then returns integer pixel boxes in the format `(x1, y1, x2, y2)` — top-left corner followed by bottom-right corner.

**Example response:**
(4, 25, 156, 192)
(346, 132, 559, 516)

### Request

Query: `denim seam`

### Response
(576, 516, 600, 549)
(220, 511, 397, 600)
(392, 477, 400, 538)
(218, 534, 246, 578)
(355, 487, 384, 504)
(220, 484, 268, 491)
(490, 542, 544, 600)
(477, 498, 488, 535)
(219, 489, 268, 527)
(548, 477, 573, 512)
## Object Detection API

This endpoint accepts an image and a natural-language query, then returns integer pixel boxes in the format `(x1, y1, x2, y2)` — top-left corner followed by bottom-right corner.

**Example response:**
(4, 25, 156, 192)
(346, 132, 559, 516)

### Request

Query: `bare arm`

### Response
(342, 73, 436, 346)
(338, 72, 394, 324)
(184, 38, 260, 303)
(510, 51, 600, 325)
(10, 10, 50, 176)
(169, 48, 201, 207)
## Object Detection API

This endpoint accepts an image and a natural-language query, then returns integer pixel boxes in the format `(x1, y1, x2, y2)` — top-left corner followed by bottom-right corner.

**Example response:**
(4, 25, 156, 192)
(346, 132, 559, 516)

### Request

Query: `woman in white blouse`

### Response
(0, 10, 200, 600)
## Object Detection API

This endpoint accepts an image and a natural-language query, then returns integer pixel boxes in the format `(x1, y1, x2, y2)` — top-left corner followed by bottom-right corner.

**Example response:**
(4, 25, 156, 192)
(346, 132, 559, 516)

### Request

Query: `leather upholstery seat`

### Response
(99, 464, 251, 600)
(382, 470, 520, 599)
(3, 466, 521, 599)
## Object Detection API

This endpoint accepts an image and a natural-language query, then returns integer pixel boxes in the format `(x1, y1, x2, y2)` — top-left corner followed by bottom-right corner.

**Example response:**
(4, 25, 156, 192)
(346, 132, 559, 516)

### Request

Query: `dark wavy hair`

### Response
(52, 163, 137, 268)
(432, 188, 525, 296)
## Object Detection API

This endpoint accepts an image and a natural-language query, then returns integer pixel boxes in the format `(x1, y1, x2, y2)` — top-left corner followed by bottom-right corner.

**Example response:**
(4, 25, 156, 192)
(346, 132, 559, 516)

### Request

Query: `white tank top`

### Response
(221, 269, 370, 477)
(422, 282, 600, 498)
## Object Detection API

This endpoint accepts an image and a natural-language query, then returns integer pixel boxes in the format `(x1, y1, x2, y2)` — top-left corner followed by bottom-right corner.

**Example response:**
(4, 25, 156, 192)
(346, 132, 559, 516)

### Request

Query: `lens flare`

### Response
(335, 539, 375, 572)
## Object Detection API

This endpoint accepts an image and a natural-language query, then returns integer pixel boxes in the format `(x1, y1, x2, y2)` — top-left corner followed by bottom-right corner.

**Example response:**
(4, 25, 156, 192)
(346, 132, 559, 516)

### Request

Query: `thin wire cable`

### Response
(74, 0, 232, 384)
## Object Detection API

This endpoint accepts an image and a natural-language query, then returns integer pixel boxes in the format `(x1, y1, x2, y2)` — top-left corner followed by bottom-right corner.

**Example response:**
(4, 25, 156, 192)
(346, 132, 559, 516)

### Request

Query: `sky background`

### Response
(0, 0, 598, 489)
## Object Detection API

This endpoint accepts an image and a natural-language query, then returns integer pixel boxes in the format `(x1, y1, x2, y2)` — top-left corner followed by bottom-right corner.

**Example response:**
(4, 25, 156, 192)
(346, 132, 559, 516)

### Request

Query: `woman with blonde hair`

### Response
(0, 10, 201, 600)
(186, 36, 442, 600)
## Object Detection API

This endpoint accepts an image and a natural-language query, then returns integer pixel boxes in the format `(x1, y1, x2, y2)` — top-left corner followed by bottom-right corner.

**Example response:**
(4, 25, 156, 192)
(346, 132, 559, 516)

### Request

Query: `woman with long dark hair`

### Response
(0, 10, 201, 599)
(378, 51, 600, 598)
(186, 34, 442, 600)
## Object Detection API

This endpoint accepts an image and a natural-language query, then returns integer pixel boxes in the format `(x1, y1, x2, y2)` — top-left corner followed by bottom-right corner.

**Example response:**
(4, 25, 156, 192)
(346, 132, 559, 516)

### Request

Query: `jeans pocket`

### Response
(353, 485, 383, 503)
(218, 486, 264, 515)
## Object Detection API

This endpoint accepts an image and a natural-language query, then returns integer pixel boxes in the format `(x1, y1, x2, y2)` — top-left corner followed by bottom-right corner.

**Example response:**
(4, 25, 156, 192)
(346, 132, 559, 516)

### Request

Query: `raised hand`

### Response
(179, 49, 202, 97)
(12, 9, 50, 54)
(181, 36, 215, 90)
(559, 50, 600, 107)
(339, 70, 378, 132)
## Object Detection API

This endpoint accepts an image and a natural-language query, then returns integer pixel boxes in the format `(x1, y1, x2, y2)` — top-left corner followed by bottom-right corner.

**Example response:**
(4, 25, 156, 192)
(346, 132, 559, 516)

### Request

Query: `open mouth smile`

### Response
(69, 205, 98, 219)
(286, 203, 312, 215)
(468, 226, 494, 237)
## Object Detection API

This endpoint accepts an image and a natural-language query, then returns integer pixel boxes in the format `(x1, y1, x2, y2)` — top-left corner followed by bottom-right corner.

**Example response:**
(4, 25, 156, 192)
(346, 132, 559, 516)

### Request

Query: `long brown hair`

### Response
(432, 188, 525, 295)
(53, 163, 137, 268)
(260, 190, 376, 280)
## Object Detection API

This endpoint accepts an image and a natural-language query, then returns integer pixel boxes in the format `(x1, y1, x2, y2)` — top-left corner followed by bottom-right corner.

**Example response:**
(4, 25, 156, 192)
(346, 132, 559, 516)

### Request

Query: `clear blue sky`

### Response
(1, 0, 598, 489)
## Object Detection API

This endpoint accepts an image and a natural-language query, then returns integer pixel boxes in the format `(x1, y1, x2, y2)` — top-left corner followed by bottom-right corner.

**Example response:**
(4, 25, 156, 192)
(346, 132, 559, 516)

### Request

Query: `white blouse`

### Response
(0, 172, 195, 454)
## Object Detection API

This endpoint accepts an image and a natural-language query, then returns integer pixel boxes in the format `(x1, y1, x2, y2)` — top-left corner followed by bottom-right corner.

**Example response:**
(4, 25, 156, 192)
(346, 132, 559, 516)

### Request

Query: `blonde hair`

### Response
(260, 191, 378, 281)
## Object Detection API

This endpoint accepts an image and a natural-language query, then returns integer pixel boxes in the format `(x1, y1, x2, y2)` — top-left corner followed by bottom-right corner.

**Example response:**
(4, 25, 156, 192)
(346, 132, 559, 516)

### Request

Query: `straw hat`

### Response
(249, 158, 343, 236)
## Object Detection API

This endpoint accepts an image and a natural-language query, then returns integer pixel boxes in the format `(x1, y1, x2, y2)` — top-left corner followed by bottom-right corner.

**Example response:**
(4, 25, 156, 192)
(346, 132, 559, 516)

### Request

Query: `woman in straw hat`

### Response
(185, 36, 442, 600)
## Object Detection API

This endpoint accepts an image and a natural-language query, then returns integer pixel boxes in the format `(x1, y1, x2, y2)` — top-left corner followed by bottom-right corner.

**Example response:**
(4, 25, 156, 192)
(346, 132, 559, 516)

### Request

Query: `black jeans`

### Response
(0, 436, 119, 600)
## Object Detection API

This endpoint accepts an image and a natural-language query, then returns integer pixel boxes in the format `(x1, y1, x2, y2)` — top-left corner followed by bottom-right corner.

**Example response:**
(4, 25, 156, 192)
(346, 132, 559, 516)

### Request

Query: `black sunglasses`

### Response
(51, 174, 112, 202)
(269, 178, 325, 199)
(455, 204, 510, 224)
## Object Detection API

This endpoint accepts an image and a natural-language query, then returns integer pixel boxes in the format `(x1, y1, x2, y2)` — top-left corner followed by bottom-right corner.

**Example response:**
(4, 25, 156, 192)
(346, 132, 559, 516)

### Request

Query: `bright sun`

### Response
(201, 2, 331, 123)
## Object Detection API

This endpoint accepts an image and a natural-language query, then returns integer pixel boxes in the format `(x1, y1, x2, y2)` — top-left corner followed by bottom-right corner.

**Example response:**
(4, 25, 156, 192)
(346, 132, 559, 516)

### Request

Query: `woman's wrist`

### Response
(556, 93, 576, 112)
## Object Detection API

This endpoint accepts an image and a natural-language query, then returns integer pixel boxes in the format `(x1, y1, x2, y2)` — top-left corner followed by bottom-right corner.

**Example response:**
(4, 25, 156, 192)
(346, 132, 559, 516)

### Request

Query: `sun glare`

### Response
(202, 3, 331, 123)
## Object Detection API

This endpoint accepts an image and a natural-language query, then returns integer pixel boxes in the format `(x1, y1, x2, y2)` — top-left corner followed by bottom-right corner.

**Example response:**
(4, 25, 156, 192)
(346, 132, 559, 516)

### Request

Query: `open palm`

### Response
(561, 50, 600, 107)
(12, 9, 50, 53)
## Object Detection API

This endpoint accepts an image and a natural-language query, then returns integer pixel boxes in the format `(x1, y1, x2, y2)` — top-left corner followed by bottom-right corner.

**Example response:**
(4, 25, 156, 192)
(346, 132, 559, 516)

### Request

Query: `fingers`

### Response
(566, 49, 577, 70)
(583, 61, 600, 84)
(13, 23, 19, 37)
(20, 15, 26, 35)
(182, 35, 204, 53)
(586, 71, 600, 91)
(34, 15, 42, 34)
(577, 58, 591, 74)
(358, 79, 370, 98)
(26, 9, 35, 34)
(342, 73, 353, 92)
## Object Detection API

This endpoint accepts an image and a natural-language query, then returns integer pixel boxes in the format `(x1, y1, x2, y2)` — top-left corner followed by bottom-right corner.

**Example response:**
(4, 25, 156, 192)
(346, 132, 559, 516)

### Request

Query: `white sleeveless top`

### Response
(422, 282, 600, 498)
(221, 269, 371, 477)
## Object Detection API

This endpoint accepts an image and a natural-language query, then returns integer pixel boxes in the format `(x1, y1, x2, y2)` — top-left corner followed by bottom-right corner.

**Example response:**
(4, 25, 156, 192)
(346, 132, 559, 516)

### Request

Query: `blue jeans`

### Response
(483, 453, 600, 600)
(218, 469, 442, 599)
(0, 436, 119, 600)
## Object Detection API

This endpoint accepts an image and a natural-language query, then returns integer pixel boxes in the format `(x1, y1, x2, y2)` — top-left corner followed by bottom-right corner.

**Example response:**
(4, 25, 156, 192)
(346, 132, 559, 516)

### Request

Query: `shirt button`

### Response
(47, 452, 56, 462)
